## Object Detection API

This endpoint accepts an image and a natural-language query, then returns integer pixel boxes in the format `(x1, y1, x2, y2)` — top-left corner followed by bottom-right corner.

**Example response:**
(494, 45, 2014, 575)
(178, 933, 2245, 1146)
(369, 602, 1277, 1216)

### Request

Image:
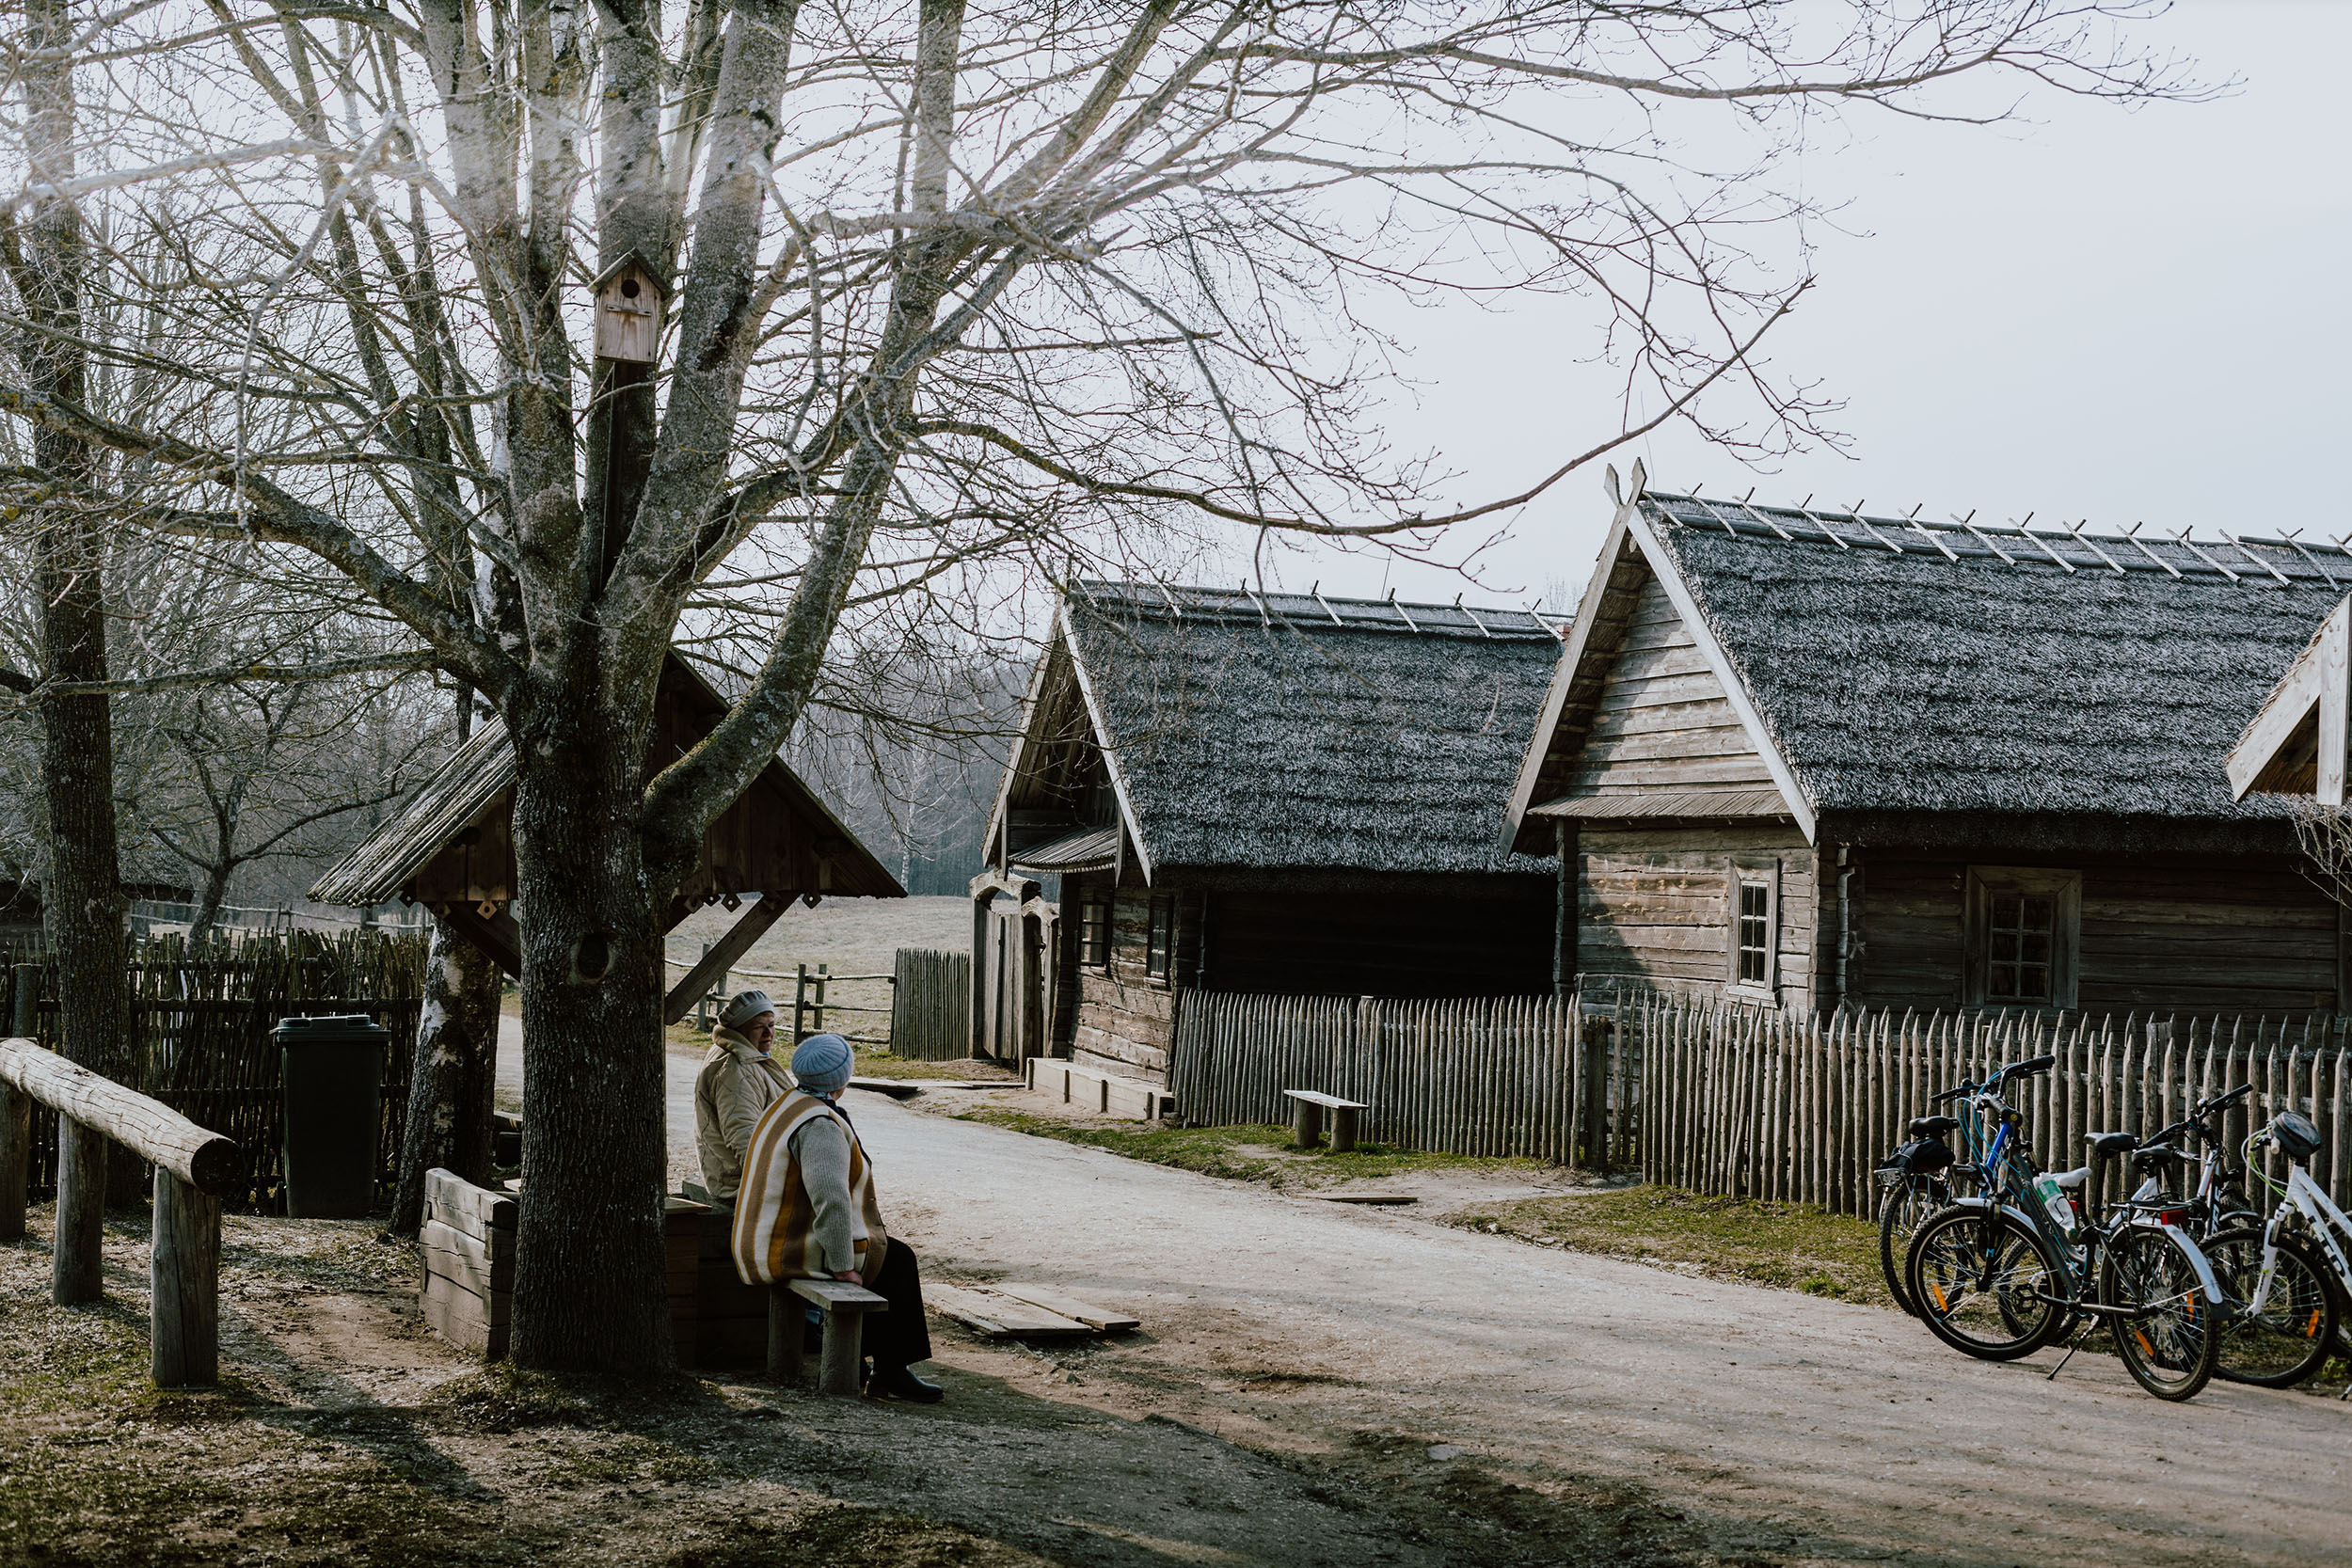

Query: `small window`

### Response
(1726, 866, 1777, 995)
(1145, 895, 1173, 981)
(1079, 898, 1110, 969)
(1965, 867, 2080, 1010)
(1736, 881, 1772, 985)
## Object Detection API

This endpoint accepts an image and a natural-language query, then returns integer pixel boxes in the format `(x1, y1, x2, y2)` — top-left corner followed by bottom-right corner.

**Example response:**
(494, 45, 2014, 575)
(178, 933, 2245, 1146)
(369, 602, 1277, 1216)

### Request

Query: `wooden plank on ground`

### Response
(421, 1218, 514, 1295)
(926, 1282, 1089, 1338)
(992, 1283, 1138, 1333)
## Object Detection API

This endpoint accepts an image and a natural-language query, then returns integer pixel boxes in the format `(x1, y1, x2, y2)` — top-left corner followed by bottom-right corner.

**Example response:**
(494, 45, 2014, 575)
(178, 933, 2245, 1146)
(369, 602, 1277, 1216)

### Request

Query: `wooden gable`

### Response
(1562, 575, 1780, 804)
(1507, 474, 1797, 847)
(2228, 596, 2349, 803)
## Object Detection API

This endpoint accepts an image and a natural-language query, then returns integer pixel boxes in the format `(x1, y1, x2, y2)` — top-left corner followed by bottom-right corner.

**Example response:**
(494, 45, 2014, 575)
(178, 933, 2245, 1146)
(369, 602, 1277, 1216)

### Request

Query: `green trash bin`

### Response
(277, 1013, 390, 1218)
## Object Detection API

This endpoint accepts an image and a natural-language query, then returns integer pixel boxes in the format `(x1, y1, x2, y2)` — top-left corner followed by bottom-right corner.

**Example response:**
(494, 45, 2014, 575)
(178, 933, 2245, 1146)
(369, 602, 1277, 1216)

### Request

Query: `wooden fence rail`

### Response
(1169, 987, 2352, 1219)
(0, 1031, 239, 1387)
(890, 948, 972, 1061)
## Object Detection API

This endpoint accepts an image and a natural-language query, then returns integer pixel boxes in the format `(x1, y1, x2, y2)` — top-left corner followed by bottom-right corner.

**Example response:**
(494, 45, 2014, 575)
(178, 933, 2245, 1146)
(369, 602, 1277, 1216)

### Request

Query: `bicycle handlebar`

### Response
(2196, 1083, 2252, 1118)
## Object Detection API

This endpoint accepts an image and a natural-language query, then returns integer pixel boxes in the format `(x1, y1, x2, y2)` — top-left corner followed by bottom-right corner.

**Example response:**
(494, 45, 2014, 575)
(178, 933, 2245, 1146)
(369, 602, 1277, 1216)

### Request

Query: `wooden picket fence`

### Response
(1169, 992, 1630, 1167)
(2, 929, 427, 1208)
(889, 947, 971, 1061)
(1169, 987, 2352, 1218)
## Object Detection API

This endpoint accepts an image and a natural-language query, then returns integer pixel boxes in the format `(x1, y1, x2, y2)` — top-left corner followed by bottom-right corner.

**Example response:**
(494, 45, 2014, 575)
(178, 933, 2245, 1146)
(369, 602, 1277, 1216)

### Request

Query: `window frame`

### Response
(1078, 895, 1111, 970)
(1723, 859, 1780, 1001)
(1144, 893, 1174, 985)
(1963, 866, 2081, 1011)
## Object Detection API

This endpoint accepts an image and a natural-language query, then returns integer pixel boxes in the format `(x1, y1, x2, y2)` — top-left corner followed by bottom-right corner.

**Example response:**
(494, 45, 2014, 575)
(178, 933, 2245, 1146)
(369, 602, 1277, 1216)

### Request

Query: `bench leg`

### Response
(1294, 1100, 1324, 1150)
(818, 1307, 865, 1396)
(768, 1287, 805, 1385)
(1330, 1106, 1359, 1154)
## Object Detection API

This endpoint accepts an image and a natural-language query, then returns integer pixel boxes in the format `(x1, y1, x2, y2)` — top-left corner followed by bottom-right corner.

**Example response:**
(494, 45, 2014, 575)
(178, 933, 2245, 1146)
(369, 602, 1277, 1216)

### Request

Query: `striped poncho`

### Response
(730, 1088, 891, 1285)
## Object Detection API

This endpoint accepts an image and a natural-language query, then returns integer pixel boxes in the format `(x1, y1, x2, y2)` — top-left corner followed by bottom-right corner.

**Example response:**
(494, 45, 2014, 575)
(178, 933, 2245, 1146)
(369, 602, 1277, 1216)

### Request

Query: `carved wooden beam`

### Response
(661, 892, 793, 1025)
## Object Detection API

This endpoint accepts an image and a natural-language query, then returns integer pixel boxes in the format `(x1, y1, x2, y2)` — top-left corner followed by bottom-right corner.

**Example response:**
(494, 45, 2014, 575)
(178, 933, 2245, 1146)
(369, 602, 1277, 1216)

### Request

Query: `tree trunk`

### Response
(506, 703, 672, 1370)
(20, 0, 137, 1241)
(389, 915, 503, 1236)
(185, 863, 230, 947)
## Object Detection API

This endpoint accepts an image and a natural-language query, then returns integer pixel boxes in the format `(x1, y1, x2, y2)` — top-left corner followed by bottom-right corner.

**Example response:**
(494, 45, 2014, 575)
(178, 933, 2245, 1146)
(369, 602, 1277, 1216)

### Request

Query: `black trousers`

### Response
(863, 1238, 934, 1370)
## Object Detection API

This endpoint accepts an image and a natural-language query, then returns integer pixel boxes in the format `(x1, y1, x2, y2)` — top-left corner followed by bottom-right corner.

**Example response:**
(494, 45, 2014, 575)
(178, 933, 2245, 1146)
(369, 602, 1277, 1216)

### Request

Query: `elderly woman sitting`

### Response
(692, 989, 795, 1207)
(733, 1033, 942, 1402)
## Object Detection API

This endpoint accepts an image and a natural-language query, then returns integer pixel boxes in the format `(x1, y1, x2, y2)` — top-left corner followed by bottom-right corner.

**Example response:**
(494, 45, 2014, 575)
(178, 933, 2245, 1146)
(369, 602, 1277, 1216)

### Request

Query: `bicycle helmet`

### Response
(2267, 1110, 2322, 1163)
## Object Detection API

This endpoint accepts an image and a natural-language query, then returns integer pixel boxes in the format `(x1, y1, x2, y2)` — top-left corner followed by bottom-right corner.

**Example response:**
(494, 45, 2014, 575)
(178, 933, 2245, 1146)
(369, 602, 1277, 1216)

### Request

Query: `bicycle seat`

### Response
(1907, 1115, 1961, 1137)
(2047, 1165, 2088, 1191)
(2086, 1131, 2137, 1160)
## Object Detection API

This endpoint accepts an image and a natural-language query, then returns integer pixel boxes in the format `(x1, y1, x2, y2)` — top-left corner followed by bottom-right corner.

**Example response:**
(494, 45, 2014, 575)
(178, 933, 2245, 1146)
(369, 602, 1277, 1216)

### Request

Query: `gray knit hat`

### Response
(719, 990, 777, 1032)
(791, 1032, 854, 1096)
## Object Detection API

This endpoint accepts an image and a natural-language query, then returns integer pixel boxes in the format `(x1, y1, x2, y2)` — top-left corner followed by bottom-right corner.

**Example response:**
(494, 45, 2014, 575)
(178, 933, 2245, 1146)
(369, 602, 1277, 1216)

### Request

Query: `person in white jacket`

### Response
(692, 990, 794, 1205)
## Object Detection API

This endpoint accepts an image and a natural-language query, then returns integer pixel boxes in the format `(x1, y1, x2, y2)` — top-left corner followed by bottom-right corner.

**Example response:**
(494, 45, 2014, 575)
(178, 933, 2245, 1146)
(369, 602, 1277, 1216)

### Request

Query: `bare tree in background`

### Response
(0, 1, 2199, 1368)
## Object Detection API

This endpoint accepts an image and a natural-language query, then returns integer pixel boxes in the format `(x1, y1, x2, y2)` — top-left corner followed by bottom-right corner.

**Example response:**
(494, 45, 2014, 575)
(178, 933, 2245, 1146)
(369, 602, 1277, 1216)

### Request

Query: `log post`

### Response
(0, 965, 35, 1242)
(54, 1115, 106, 1303)
(151, 1169, 220, 1386)
(818, 1304, 865, 1397)
(767, 1286, 805, 1385)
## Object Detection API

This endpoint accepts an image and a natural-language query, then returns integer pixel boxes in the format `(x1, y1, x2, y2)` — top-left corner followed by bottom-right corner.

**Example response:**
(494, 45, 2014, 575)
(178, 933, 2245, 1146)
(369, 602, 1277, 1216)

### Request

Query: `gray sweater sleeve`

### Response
(789, 1113, 858, 1275)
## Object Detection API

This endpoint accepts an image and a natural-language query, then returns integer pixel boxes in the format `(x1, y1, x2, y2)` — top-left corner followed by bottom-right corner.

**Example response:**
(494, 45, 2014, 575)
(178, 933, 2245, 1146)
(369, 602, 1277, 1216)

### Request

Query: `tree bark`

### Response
(18, 0, 136, 1240)
(506, 702, 672, 1370)
(389, 914, 503, 1236)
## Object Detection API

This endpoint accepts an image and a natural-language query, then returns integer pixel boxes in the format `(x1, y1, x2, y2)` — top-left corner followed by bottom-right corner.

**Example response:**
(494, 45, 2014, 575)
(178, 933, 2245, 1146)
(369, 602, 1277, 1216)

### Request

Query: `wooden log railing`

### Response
(0, 1017, 240, 1389)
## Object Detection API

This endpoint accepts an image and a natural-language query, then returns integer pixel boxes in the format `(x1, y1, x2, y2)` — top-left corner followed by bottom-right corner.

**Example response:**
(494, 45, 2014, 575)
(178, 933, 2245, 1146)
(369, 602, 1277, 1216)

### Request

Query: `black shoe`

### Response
(868, 1364, 944, 1403)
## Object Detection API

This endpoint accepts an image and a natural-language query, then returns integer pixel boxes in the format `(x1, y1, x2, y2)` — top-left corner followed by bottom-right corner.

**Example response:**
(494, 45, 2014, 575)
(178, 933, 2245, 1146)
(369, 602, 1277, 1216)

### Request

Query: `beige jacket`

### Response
(693, 1027, 795, 1202)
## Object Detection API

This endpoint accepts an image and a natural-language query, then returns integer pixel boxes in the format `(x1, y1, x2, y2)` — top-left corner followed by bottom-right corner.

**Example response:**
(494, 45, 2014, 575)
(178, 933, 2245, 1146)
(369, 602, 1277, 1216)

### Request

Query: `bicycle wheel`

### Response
(1906, 1205, 2067, 1361)
(2101, 1227, 2221, 1402)
(2202, 1227, 2340, 1388)
(1879, 1178, 1948, 1316)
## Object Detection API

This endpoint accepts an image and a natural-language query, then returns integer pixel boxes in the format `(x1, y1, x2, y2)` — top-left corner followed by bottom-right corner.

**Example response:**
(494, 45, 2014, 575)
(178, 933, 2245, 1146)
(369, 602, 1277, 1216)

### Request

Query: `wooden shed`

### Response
(313, 653, 902, 1016)
(976, 582, 1563, 1084)
(1506, 468, 2352, 1015)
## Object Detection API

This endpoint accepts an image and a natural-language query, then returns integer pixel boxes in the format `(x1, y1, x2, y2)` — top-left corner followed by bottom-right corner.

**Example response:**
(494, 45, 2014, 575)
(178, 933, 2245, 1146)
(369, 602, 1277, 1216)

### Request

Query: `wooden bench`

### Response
(421, 1167, 517, 1358)
(1283, 1089, 1368, 1152)
(769, 1277, 888, 1395)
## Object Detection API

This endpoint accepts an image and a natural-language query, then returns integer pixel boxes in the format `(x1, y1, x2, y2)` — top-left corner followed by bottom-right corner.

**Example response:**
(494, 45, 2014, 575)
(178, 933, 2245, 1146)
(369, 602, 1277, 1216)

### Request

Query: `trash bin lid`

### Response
(274, 1012, 391, 1044)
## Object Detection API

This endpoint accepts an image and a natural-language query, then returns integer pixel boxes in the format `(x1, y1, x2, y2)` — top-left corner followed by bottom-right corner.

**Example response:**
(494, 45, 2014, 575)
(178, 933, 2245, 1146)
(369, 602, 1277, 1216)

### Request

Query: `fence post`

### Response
(816, 963, 829, 1037)
(0, 965, 33, 1241)
(793, 964, 809, 1042)
(151, 1168, 221, 1386)
(54, 1112, 106, 1305)
(1581, 1009, 1611, 1174)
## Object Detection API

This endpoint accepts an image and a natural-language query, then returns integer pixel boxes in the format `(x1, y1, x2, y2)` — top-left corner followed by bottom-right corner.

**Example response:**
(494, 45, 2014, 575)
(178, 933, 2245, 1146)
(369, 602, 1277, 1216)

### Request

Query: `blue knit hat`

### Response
(791, 1032, 854, 1096)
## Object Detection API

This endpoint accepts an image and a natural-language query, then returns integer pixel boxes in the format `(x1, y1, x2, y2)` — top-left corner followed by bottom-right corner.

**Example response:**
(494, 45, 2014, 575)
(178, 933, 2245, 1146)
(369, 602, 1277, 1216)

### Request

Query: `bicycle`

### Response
(1904, 1061, 2227, 1401)
(2200, 1109, 2350, 1391)
(1876, 1084, 1997, 1315)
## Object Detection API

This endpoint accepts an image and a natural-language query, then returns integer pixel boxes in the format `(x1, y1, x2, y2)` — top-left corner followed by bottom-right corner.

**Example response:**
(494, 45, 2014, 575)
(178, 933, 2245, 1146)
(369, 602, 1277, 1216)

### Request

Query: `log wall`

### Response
(1577, 824, 1818, 1007)
(1849, 848, 2345, 1015)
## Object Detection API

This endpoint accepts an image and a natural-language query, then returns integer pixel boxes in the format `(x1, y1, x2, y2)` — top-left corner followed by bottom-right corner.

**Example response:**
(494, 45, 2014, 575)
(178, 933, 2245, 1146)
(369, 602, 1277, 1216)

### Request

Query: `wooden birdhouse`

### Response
(593, 255, 663, 364)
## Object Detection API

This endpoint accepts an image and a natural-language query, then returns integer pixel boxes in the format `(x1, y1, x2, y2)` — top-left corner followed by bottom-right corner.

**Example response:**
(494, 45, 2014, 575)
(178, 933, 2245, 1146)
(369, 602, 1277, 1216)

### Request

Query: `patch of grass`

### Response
(421, 1365, 602, 1433)
(955, 1111, 1542, 1192)
(1454, 1185, 1893, 1308)
(850, 1049, 1019, 1084)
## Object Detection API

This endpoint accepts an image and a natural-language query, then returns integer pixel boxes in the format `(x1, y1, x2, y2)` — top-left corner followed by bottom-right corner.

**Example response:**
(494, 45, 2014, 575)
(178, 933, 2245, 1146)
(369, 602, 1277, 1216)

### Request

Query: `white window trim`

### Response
(1964, 866, 2082, 1011)
(1724, 859, 1781, 1001)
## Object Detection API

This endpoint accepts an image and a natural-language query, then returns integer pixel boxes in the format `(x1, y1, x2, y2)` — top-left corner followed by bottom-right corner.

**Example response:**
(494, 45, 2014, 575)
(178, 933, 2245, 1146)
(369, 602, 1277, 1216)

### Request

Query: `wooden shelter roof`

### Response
(1508, 478, 2341, 854)
(312, 654, 902, 911)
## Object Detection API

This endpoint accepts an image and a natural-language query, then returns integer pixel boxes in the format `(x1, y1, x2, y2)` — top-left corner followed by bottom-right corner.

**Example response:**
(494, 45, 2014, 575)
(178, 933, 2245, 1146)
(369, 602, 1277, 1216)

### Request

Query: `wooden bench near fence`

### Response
(0, 1027, 240, 1389)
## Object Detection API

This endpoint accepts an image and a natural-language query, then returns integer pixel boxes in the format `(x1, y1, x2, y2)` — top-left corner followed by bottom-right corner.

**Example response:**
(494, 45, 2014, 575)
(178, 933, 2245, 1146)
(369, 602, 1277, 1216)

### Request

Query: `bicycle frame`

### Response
(2247, 1163, 2352, 1317)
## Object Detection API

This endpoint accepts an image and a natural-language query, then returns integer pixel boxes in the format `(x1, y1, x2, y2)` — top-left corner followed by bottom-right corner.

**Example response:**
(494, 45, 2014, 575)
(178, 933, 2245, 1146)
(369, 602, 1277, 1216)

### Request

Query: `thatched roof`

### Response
(993, 582, 1563, 880)
(1510, 488, 2350, 853)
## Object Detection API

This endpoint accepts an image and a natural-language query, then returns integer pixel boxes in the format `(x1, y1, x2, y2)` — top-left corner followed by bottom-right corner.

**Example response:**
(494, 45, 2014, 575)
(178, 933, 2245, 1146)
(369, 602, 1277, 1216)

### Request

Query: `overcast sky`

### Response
(1266, 0, 2349, 611)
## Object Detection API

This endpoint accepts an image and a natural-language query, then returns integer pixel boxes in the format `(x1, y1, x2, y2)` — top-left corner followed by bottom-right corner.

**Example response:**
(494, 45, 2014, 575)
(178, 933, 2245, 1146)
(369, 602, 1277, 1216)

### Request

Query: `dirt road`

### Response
(498, 1031, 2347, 1564)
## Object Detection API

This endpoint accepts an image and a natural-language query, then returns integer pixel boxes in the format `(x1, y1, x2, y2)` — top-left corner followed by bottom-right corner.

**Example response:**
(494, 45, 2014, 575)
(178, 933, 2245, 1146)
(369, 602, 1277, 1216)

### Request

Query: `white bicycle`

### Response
(2201, 1110, 2352, 1391)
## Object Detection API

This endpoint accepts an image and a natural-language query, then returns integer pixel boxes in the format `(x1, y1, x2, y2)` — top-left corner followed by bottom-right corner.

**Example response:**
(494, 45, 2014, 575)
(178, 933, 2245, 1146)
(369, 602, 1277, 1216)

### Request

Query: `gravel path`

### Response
(496, 1027, 2348, 1564)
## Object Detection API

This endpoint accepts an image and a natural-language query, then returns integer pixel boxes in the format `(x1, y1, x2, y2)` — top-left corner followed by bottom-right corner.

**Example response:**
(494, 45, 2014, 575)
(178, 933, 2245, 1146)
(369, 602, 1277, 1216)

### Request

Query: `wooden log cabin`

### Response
(976, 582, 1562, 1085)
(313, 651, 902, 1008)
(1504, 464, 2352, 1015)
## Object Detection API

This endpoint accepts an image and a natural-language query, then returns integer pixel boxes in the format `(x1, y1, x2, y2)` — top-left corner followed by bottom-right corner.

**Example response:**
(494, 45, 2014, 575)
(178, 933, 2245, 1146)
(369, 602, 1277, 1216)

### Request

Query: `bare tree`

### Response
(0, 1, 2197, 1368)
